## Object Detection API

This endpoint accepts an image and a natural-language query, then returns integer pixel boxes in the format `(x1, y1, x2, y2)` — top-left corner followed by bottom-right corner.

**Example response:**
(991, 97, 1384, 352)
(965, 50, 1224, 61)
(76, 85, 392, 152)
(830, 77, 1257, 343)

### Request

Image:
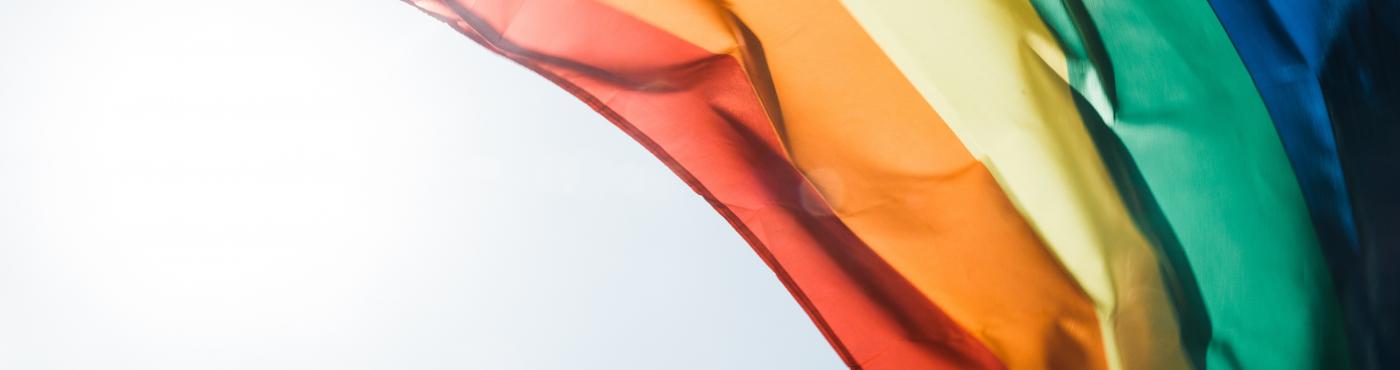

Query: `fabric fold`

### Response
(833, 1, 1193, 369)
(1204, 1, 1399, 368)
(1028, 0, 1352, 369)
(599, 1, 1108, 369)
(403, 0, 1008, 368)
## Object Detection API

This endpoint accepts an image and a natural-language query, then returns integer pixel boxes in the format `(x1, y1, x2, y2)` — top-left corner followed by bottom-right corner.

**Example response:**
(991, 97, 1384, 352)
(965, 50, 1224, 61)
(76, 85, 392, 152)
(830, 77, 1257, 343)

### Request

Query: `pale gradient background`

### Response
(0, 1, 842, 369)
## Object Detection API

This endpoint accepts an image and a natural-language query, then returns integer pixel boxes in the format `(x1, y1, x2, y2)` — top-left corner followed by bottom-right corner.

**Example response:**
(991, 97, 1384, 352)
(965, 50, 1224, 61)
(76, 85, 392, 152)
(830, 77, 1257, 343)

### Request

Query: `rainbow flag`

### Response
(402, 1, 1399, 369)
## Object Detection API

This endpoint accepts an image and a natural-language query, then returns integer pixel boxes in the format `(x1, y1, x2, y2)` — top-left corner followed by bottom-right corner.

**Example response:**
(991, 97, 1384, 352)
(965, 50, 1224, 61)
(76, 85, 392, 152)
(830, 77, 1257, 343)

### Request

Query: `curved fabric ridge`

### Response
(834, 1, 1190, 369)
(401, 0, 1007, 368)
(1204, 1, 1397, 368)
(1206, 0, 1358, 254)
(1028, 1, 1352, 369)
(599, 2, 1108, 369)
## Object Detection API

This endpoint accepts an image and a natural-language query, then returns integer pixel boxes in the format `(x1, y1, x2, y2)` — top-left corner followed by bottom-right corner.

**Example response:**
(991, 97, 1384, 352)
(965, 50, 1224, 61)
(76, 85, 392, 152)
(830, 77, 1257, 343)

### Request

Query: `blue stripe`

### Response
(1207, 1, 1399, 369)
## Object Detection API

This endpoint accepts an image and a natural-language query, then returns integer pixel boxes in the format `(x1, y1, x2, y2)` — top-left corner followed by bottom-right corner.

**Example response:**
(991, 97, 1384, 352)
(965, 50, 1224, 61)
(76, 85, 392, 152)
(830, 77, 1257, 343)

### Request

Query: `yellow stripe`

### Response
(599, 1, 1109, 369)
(837, 1, 1190, 369)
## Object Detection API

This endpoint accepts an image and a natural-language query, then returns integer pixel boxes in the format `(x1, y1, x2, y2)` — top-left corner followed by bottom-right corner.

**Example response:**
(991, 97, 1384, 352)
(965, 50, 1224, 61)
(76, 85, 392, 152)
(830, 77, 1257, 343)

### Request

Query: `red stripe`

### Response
(405, 1, 1005, 368)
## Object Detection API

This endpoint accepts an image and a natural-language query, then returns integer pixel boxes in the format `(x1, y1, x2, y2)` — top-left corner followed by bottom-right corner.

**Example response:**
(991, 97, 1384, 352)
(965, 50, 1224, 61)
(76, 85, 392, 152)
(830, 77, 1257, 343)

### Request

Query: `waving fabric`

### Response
(401, 0, 1396, 369)
(1206, 1, 1398, 369)
(1027, 1, 1352, 369)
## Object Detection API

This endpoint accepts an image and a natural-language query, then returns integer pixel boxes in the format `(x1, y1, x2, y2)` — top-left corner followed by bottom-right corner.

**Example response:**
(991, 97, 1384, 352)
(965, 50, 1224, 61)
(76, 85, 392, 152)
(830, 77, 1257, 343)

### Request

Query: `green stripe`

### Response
(1027, 1, 1350, 369)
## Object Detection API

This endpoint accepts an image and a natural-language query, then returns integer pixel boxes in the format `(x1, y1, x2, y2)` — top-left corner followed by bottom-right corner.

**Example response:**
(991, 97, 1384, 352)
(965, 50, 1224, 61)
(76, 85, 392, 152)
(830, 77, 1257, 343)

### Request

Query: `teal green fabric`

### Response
(1027, 1, 1351, 369)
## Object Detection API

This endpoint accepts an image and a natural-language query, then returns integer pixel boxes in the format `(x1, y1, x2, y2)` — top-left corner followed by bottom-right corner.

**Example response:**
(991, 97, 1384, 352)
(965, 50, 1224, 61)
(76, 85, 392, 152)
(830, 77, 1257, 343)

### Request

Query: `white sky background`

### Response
(0, 1, 842, 369)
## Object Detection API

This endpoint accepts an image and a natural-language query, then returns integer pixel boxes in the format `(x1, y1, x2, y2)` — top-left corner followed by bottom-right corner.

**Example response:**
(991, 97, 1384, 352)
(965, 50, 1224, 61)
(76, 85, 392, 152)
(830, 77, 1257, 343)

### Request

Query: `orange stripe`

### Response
(404, 0, 1007, 368)
(598, 1, 1107, 369)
